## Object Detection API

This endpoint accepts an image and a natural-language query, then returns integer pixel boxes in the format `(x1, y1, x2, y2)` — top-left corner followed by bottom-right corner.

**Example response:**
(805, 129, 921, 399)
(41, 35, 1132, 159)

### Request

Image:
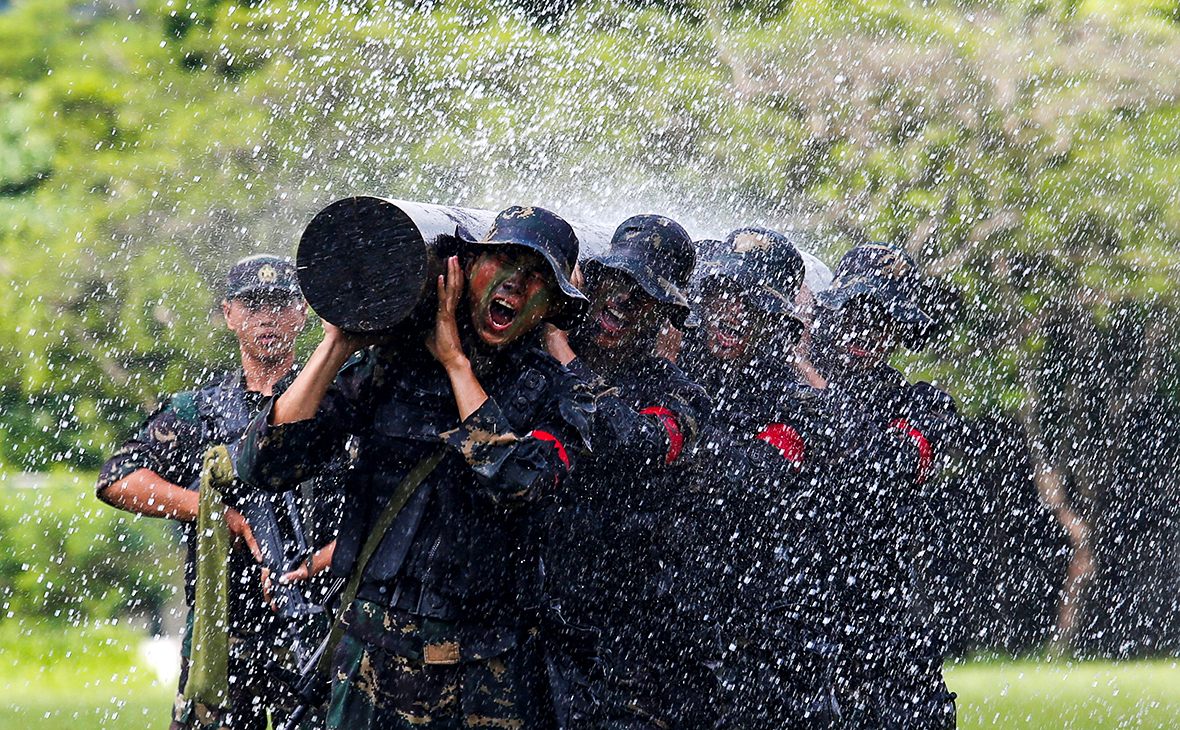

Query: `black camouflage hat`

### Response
(817, 242, 933, 340)
(697, 227, 806, 317)
(464, 205, 589, 330)
(225, 254, 302, 301)
(583, 214, 696, 329)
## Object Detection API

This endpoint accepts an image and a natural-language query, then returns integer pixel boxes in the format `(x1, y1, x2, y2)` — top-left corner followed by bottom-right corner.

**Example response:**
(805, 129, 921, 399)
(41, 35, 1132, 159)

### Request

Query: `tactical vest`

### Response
(335, 345, 578, 625)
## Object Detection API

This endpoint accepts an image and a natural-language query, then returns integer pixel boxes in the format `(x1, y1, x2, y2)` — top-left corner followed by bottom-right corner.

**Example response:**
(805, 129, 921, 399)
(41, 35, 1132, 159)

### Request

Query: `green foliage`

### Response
(0, 0, 1179, 658)
(0, 473, 182, 628)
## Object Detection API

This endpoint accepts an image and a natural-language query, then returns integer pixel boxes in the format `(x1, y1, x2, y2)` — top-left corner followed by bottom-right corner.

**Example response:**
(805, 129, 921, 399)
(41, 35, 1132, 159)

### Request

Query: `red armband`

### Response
(639, 407, 684, 465)
(889, 418, 933, 483)
(529, 430, 570, 471)
(756, 423, 805, 471)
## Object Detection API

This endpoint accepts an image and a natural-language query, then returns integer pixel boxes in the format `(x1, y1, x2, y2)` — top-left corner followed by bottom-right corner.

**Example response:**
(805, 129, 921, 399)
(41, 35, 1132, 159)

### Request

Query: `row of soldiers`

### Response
(97, 205, 962, 730)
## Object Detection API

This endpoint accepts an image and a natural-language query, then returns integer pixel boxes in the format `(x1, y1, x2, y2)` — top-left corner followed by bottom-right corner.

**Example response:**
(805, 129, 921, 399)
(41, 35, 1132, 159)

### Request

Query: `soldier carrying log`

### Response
(540, 214, 714, 730)
(677, 227, 843, 729)
(235, 206, 594, 730)
(808, 241, 962, 730)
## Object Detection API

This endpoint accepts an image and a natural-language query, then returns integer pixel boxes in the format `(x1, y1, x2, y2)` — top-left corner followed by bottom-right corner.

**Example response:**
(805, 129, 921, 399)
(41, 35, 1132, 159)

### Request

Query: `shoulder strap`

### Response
(316, 446, 447, 672)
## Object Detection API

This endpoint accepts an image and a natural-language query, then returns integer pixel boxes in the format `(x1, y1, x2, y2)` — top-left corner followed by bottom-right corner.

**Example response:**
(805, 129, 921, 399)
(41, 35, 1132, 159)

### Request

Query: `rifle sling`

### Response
(316, 446, 447, 673)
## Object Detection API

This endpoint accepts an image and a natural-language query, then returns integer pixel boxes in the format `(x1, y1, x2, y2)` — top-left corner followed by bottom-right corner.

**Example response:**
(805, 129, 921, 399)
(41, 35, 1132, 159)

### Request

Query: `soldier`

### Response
(677, 227, 842, 729)
(808, 241, 961, 729)
(540, 214, 712, 730)
(97, 255, 321, 730)
(235, 206, 593, 730)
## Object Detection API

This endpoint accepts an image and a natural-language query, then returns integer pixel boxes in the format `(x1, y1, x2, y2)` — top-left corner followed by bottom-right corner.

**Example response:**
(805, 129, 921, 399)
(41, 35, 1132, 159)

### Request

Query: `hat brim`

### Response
(464, 239, 589, 330)
(816, 282, 930, 326)
(698, 271, 806, 337)
(582, 257, 694, 329)
(228, 284, 303, 301)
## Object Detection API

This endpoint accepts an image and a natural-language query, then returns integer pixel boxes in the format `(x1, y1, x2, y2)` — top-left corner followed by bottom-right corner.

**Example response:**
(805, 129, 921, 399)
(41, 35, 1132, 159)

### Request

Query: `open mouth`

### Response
(599, 304, 628, 334)
(257, 332, 278, 346)
(488, 298, 518, 331)
(713, 320, 743, 348)
(846, 342, 873, 358)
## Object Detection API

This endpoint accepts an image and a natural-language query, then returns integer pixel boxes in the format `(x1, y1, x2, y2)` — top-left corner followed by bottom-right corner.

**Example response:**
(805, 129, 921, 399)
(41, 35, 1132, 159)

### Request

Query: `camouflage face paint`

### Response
(701, 286, 765, 366)
(814, 294, 899, 374)
(466, 248, 555, 348)
(581, 268, 662, 353)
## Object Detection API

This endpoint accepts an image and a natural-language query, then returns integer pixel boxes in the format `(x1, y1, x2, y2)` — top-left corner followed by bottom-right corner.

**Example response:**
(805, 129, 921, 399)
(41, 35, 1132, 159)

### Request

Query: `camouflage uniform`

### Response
(98, 368, 334, 730)
(539, 215, 713, 730)
(544, 354, 712, 730)
(810, 242, 961, 730)
(678, 228, 842, 730)
(237, 207, 593, 730)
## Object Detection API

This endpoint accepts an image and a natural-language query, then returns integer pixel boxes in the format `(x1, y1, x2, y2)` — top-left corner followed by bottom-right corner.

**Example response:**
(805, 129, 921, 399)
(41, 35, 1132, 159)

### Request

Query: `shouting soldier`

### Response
(236, 206, 593, 730)
(541, 214, 713, 730)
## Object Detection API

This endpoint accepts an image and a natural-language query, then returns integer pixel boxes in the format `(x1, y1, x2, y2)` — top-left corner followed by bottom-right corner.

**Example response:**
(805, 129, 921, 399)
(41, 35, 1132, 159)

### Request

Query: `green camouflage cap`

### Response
(225, 254, 301, 301)
(583, 214, 696, 329)
(817, 242, 933, 339)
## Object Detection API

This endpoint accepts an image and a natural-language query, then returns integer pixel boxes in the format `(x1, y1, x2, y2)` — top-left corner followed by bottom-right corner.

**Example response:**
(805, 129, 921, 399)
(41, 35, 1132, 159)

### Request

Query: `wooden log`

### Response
(297, 196, 612, 332)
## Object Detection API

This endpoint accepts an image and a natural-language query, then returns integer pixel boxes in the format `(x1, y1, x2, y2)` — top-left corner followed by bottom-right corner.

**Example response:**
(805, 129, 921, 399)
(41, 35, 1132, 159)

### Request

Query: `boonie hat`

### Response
(464, 205, 589, 331)
(817, 241, 932, 347)
(697, 226, 806, 317)
(583, 214, 697, 329)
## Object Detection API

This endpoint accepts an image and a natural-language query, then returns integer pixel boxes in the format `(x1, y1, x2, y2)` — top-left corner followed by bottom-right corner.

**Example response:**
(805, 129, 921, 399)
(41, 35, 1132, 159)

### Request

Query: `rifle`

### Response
(270, 575, 347, 730)
(232, 489, 323, 621)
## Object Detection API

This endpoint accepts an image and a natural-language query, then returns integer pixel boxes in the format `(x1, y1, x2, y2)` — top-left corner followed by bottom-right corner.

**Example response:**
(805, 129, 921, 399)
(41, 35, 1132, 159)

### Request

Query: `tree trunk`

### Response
(1030, 461, 1094, 655)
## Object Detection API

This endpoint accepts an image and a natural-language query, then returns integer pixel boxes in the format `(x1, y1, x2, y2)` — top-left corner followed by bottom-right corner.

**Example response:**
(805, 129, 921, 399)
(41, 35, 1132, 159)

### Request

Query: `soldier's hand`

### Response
(544, 324, 577, 365)
(260, 541, 336, 613)
(426, 256, 468, 370)
(260, 567, 279, 612)
(322, 319, 387, 354)
(223, 506, 262, 563)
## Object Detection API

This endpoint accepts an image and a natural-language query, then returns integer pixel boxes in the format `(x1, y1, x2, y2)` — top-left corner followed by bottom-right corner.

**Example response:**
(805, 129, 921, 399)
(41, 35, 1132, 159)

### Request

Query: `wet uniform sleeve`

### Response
(96, 393, 204, 500)
(441, 374, 592, 507)
(887, 382, 962, 485)
(568, 357, 708, 468)
(236, 356, 370, 493)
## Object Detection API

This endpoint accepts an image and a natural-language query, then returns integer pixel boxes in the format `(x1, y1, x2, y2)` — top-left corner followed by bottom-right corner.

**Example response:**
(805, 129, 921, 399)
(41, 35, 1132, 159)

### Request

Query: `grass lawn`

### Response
(1, 682, 173, 730)
(0, 621, 175, 730)
(947, 658, 1180, 729)
(3, 629, 1180, 729)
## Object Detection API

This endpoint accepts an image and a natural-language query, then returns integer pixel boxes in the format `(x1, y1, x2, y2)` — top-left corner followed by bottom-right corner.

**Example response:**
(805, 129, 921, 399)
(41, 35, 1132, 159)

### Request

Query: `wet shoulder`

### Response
(157, 389, 201, 425)
(631, 354, 711, 411)
(909, 380, 958, 417)
(520, 346, 586, 396)
(516, 347, 595, 429)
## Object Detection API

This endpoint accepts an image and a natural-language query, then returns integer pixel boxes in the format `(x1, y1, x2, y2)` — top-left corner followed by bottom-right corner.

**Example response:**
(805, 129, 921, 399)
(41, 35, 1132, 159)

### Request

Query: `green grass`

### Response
(0, 684, 174, 730)
(3, 628, 1180, 729)
(947, 658, 1180, 729)
(0, 621, 174, 730)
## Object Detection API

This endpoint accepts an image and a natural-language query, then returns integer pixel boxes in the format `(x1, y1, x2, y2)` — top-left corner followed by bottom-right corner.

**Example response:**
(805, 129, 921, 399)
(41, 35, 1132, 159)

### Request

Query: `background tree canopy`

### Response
(2, 0, 1180, 655)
